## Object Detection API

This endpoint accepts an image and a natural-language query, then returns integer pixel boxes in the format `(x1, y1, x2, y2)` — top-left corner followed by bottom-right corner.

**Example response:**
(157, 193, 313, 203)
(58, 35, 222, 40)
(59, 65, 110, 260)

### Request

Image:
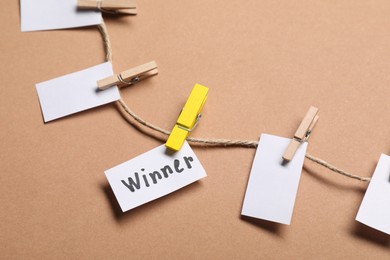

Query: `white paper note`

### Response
(241, 134, 307, 225)
(105, 142, 207, 212)
(356, 154, 390, 235)
(36, 62, 119, 122)
(20, 0, 102, 32)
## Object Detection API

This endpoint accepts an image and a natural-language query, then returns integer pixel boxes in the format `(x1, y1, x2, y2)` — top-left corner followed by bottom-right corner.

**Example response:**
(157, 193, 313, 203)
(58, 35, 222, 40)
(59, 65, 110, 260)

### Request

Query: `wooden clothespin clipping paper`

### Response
(241, 106, 318, 224)
(97, 61, 158, 90)
(77, 0, 137, 15)
(283, 106, 319, 162)
(241, 133, 308, 225)
(35, 62, 120, 122)
(166, 84, 209, 151)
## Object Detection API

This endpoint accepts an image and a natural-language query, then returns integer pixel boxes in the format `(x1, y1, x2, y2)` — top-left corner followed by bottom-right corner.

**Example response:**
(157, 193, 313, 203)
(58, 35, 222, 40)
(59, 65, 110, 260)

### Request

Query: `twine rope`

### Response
(98, 20, 371, 183)
(98, 22, 113, 62)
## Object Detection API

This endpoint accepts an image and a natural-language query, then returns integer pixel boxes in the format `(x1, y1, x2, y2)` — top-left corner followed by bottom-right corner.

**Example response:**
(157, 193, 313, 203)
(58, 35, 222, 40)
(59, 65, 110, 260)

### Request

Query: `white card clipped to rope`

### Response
(20, 0, 102, 32)
(105, 142, 207, 212)
(36, 61, 159, 122)
(356, 154, 390, 235)
(241, 134, 307, 225)
(241, 107, 317, 225)
(36, 62, 119, 122)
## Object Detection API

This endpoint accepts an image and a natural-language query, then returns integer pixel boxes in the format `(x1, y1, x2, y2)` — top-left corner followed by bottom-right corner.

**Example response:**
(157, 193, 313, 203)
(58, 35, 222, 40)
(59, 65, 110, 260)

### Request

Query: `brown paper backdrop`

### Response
(1, 0, 390, 259)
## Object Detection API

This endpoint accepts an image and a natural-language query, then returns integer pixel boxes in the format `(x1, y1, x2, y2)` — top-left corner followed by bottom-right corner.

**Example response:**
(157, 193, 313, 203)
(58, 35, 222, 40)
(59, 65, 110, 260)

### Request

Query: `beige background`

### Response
(1, 0, 390, 259)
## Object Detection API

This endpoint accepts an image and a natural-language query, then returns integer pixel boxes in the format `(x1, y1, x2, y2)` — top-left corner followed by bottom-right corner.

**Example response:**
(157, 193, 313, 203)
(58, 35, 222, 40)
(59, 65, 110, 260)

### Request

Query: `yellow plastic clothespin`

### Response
(97, 61, 158, 90)
(77, 0, 137, 15)
(282, 106, 319, 162)
(166, 84, 209, 151)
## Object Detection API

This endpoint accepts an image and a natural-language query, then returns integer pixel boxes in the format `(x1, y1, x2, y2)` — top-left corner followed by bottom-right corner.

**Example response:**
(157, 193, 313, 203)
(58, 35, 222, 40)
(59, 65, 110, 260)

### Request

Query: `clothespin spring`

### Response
(287, 128, 312, 150)
(96, 0, 119, 14)
(303, 114, 318, 141)
(305, 130, 312, 140)
(177, 113, 202, 132)
(118, 74, 140, 86)
(97, 61, 158, 90)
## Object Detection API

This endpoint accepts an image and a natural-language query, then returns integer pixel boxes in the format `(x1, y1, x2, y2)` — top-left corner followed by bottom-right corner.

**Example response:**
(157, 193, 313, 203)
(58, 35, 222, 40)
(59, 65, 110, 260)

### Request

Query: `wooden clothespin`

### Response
(97, 61, 158, 90)
(166, 84, 209, 151)
(283, 106, 319, 162)
(77, 0, 137, 15)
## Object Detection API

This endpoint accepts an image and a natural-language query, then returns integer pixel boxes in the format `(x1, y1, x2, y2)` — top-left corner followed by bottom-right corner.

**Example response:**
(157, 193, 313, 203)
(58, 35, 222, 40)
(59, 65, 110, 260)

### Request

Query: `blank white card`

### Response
(356, 154, 390, 235)
(36, 62, 120, 122)
(20, 0, 102, 32)
(241, 134, 307, 225)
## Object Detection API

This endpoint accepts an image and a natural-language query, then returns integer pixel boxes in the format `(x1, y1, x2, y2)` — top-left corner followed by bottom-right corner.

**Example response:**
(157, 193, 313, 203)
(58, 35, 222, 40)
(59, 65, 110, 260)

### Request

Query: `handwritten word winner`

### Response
(121, 156, 195, 192)
(105, 142, 206, 212)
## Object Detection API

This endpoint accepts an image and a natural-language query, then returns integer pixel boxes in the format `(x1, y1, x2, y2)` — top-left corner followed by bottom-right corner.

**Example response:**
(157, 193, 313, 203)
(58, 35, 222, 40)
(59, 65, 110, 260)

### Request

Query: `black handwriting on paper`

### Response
(121, 156, 194, 192)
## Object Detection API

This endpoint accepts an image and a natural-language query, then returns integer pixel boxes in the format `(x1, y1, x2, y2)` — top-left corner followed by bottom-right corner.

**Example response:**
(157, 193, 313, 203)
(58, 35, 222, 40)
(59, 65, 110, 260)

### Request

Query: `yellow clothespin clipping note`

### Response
(77, 0, 137, 15)
(283, 106, 319, 162)
(166, 84, 209, 151)
(97, 61, 158, 90)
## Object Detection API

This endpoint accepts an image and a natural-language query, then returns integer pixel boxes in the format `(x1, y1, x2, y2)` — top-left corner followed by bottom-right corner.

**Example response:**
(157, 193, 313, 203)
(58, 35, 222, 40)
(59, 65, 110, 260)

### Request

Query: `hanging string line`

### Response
(98, 20, 371, 183)
(98, 22, 113, 63)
